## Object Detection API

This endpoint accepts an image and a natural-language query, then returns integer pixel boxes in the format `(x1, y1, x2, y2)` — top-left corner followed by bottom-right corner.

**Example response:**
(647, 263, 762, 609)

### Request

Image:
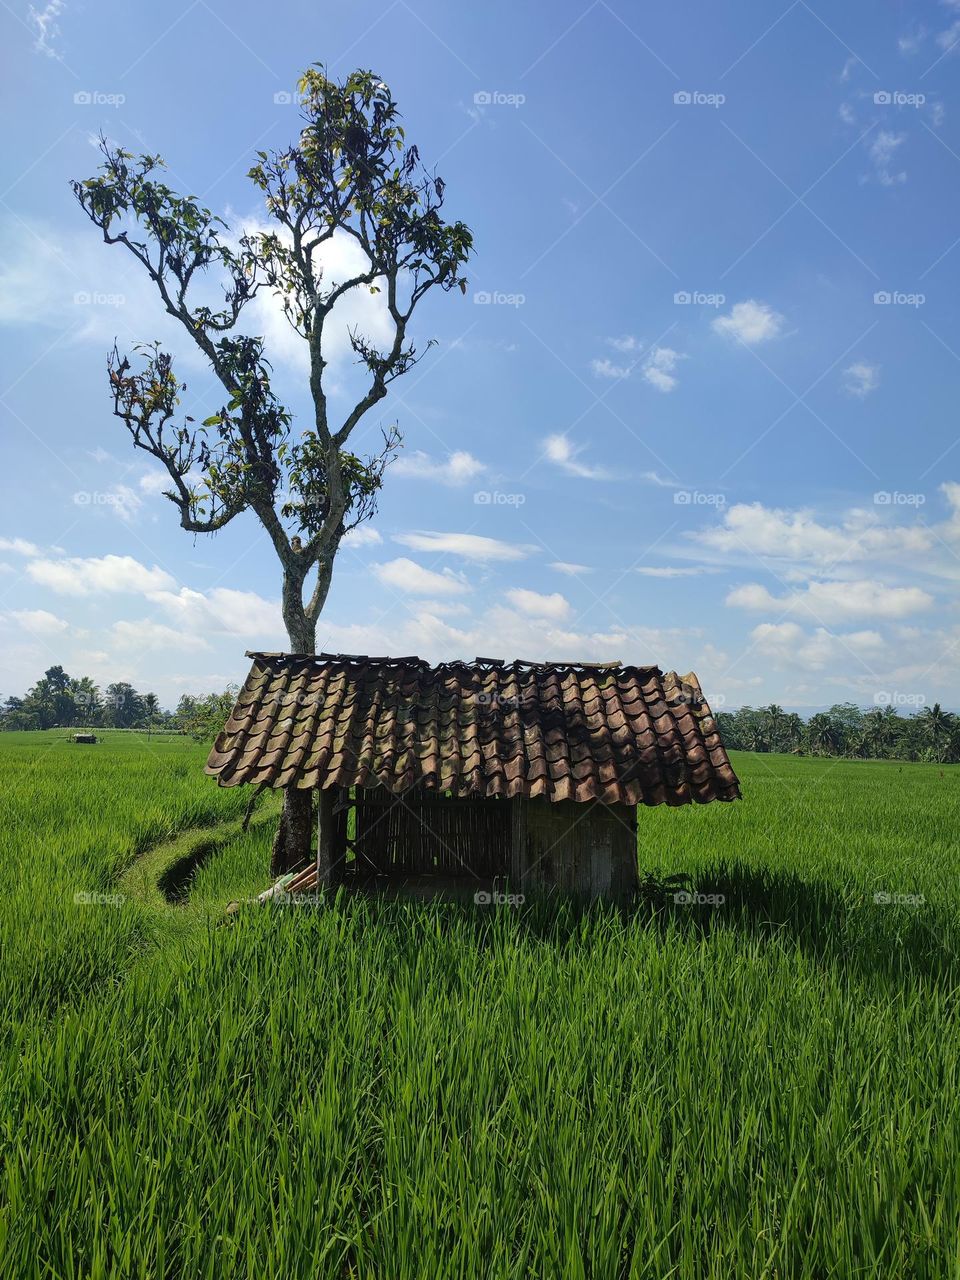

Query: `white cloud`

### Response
(234, 220, 394, 378)
(936, 19, 960, 51)
(27, 554, 175, 596)
(843, 361, 880, 398)
(372, 558, 470, 596)
(392, 450, 486, 485)
(394, 531, 534, 561)
(636, 566, 716, 578)
(28, 0, 65, 58)
(111, 619, 210, 652)
(726, 579, 933, 622)
(693, 502, 932, 568)
(592, 343, 684, 391)
(642, 345, 684, 393)
(505, 588, 570, 620)
(8, 608, 70, 636)
(342, 525, 383, 547)
(591, 357, 632, 379)
(147, 586, 281, 638)
(139, 470, 174, 496)
(542, 434, 611, 480)
(607, 335, 642, 353)
(750, 621, 885, 671)
(550, 561, 591, 575)
(898, 28, 926, 55)
(712, 299, 785, 345)
(869, 131, 907, 186)
(0, 537, 41, 557)
(640, 470, 683, 489)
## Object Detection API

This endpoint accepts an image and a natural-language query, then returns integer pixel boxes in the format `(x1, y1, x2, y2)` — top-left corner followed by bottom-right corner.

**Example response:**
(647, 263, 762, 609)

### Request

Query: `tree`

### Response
(142, 693, 160, 733)
(73, 67, 474, 875)
(104, 683, 142, 729)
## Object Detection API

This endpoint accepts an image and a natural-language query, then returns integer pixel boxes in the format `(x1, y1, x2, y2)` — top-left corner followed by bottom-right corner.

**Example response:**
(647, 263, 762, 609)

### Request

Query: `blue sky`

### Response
(2, 0, 960, 711)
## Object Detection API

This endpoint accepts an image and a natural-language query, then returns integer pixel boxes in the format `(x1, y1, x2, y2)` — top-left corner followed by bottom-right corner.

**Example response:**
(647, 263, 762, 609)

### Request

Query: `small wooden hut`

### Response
(205, 653, 740, 902)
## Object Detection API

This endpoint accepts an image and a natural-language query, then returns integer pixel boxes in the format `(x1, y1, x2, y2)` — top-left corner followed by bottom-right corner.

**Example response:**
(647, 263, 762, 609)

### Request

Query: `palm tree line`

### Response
(716, 702, 960, 763)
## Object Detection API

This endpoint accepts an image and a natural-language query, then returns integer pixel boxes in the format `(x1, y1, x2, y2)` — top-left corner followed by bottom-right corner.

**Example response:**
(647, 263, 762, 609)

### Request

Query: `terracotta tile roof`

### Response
(205, 653, 741, 806)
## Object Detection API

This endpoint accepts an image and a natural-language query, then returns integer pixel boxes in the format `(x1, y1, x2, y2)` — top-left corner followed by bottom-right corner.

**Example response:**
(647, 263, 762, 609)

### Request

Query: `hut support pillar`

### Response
(316, 786, 338, 888)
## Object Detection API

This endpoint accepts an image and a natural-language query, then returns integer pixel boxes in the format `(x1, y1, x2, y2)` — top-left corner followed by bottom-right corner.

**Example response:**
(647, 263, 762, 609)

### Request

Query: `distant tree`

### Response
(142, 692, 160, 733)
(73, 67, 474, 875)
(104, 683, 142, 729)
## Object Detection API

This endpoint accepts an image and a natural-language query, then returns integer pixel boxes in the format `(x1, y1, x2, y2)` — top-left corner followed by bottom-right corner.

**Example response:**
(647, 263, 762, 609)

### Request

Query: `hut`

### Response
(205, 652, 740, 902)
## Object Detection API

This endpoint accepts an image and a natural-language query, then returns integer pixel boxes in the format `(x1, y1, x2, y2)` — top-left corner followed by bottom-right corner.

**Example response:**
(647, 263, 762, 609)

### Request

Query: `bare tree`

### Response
(73, 67, 474, 873)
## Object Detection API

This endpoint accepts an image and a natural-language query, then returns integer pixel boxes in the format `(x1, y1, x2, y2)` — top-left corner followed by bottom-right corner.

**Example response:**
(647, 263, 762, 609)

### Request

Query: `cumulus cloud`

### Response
(542, 434, 610, 480)
(8, 608, 70, 636)
(842, 361, 880, 398)
(505, 588, 570, 620)
(392, 450, 486, 485)
(394, 531, 534, 561)
(692, 501, 932, 568)
(146, 586, 281, 639)
(726, 579, 933, 622)
(341, 525, 383, 547)
(0, 537, 41, 557)
(111, 619, 210, 652)
(712, 300, 785, 345)
(27, 554, 175, 596)
(372, 558, 470, 596)
(750, 621, 885, 671)
(642, 346, 684, 392)
(591, 356, 632, 379)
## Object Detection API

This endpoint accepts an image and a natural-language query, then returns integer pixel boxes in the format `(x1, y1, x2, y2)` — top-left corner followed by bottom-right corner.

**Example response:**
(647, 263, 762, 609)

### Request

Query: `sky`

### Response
(1, 0, 960, 712)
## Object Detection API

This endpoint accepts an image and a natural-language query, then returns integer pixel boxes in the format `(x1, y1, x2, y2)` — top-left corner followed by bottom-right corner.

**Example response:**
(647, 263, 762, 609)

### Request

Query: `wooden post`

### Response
(316, 786, 336, 888)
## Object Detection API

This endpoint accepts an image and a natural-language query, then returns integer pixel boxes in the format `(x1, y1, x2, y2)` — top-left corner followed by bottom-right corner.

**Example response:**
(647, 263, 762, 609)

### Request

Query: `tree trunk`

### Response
(270, 585, 320, 877)
(270, 786, 314, 877)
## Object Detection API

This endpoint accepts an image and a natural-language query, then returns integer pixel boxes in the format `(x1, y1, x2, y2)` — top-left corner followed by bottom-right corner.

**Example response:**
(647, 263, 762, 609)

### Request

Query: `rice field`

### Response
(1, 731, 958, 1278)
